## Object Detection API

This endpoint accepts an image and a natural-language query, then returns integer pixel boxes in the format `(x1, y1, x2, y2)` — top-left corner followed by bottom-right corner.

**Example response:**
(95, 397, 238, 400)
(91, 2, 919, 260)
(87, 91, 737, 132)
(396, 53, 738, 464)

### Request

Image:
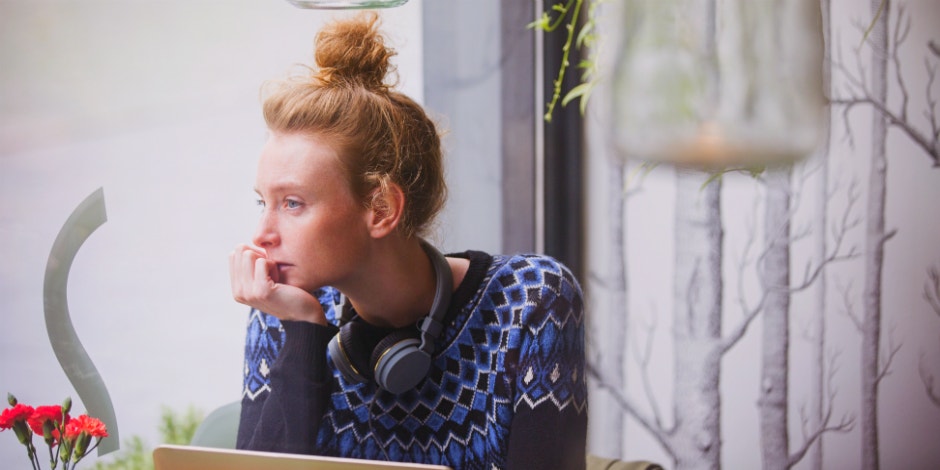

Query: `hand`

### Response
(228, 244, 326, 325)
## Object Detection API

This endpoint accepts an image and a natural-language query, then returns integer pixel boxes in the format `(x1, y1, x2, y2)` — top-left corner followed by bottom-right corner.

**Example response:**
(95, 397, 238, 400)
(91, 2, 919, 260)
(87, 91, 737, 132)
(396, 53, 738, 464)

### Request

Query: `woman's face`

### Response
(252, 131, 372, 292)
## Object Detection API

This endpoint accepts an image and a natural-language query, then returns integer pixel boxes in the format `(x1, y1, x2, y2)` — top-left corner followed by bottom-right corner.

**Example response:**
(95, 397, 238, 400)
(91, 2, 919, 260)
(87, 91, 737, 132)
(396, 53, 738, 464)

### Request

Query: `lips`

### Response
(271, 262, 292, 283)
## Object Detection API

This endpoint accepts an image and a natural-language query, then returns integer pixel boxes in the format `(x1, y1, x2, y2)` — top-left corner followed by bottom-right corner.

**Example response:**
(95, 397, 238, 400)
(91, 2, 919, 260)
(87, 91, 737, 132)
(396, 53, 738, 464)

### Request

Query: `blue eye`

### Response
(286, 199, 302, 209)
(255, 199, 266, 209)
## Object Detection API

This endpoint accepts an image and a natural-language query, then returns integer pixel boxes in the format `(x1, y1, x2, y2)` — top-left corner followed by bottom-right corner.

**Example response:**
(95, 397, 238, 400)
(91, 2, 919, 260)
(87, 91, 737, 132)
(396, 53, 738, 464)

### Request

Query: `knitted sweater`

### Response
(237, 250, 587, 470)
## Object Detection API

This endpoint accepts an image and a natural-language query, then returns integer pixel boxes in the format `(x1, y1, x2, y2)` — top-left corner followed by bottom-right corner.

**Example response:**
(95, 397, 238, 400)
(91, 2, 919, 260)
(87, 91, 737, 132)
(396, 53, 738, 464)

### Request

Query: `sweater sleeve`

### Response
(505, 258, 587, 470)
(237, 316, 338, 454)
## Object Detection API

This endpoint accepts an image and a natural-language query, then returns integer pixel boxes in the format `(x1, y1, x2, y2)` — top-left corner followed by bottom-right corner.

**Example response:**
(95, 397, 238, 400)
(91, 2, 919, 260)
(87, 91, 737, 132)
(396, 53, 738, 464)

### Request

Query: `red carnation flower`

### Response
(64, 414, 108, 439)
(0, 403, 34, 430)
(28, 405, 68, 443)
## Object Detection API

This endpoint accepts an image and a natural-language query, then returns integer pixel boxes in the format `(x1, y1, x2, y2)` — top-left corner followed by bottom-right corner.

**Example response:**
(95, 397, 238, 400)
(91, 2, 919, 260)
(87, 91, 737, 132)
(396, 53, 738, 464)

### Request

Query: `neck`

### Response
(340, 237, 438, 329)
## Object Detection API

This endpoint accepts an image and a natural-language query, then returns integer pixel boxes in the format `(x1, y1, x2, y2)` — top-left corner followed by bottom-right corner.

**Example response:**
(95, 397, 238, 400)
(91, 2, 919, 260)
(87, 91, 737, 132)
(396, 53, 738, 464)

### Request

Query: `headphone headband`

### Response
(417, 239, 453, 354)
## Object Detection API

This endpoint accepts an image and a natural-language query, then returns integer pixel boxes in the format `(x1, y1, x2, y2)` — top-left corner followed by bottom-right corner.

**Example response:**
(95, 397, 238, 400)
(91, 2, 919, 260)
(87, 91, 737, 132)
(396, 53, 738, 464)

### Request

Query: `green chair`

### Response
(189, 401, 241, 449)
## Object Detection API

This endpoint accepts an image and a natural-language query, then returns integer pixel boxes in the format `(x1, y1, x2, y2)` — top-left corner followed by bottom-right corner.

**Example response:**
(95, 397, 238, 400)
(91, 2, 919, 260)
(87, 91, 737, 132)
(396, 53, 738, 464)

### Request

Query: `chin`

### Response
(286, 277, 326, 294)
(280, 277, 307, 289)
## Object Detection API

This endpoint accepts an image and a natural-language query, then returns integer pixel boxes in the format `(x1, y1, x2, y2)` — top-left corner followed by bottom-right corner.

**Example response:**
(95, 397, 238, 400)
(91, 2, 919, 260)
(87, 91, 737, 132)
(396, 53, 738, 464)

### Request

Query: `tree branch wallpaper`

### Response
(584, 0, 940, 468)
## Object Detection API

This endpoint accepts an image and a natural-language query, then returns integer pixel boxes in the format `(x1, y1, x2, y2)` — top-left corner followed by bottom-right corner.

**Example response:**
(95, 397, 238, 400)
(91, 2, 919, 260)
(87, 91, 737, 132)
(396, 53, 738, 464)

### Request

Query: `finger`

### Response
(250, 257, 277, 301)
(254, 256, 276, 285)
(230, 246, 264, 303)
(241, 248, 262, 281)
(239, 244, 267, 257)
(229, 251, 239, 299)
(231, 252, 254, 304)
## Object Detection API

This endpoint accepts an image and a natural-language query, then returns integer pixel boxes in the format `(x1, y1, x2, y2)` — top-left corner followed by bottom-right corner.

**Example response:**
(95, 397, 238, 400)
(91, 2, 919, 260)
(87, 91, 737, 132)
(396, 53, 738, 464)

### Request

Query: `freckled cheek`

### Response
(296, 220, 343, 261)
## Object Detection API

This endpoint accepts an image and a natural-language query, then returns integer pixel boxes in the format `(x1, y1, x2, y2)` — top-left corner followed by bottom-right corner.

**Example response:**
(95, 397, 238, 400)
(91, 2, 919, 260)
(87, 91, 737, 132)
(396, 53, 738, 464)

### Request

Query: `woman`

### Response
(229, 13, 587, 470)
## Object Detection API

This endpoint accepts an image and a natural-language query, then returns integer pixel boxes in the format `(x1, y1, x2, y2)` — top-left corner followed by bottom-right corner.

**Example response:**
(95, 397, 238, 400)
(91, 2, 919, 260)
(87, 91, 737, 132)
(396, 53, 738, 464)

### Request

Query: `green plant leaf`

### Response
(859, 0, 888, 48)
(625, 161, 658, 191)
(746, 166, 766, 178)
(578, 88, 594, 115)
(576, 21, 594, 48)
(561, 83, 592, 107)
(701, 172, 724, 189)
(527, 13, 551, 31)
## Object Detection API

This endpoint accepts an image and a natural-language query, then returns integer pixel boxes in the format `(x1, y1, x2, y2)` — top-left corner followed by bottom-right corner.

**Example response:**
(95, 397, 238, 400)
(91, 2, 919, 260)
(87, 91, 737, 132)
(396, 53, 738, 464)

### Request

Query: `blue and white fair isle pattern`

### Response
(242, 254, 586, 470)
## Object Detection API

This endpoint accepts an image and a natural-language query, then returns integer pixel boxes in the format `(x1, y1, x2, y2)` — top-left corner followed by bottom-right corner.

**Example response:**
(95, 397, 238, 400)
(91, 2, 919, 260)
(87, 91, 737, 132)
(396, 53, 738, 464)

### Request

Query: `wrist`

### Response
(291, 301, 327, 325)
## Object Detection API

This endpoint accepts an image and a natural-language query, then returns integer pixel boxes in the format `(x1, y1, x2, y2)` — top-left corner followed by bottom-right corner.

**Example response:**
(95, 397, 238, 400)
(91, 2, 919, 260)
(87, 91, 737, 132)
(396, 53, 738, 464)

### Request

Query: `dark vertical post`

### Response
(541, 3, 585, 279)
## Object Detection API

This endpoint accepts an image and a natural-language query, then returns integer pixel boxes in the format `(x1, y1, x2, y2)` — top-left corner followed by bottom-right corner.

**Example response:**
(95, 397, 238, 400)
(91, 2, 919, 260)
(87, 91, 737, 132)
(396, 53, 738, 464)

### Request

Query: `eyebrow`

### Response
(254, 181, 309, 195)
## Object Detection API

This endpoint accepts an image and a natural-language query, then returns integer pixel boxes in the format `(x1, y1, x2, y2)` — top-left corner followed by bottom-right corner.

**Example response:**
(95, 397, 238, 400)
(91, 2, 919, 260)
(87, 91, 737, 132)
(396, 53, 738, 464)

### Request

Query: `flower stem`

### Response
(47, 441, 58, 469)
(26, 441, 41, 470)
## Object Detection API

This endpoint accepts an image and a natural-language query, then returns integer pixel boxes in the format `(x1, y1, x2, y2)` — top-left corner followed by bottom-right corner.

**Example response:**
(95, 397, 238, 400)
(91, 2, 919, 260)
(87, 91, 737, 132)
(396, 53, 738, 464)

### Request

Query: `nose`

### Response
(252, 208, 280, 248)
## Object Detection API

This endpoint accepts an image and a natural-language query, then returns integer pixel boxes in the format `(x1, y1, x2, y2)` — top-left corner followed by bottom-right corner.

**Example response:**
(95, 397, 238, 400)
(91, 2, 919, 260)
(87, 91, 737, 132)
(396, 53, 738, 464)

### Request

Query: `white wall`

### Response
(0, 0, 423, 464)
(422, 0, 504, 256)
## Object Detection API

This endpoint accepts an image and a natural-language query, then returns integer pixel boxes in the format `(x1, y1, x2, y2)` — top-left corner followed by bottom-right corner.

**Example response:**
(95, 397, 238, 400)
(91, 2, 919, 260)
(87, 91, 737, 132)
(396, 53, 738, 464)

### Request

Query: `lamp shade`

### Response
(612, 0, 825, 168)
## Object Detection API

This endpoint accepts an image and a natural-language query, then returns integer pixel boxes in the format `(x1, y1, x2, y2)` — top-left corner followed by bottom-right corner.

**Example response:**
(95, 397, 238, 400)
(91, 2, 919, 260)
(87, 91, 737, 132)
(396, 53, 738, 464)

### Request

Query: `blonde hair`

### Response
(262, 13, 446, 239)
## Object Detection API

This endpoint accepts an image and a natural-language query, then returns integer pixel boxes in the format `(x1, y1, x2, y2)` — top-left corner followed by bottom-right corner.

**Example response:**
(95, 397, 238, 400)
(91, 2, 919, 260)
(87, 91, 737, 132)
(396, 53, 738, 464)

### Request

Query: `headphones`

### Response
(327, 240, 453, 394)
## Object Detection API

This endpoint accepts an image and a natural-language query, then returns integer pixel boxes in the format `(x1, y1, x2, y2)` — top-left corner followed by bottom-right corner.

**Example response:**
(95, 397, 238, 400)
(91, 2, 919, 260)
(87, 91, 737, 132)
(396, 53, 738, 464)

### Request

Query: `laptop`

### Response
(153, 445, 453, 470)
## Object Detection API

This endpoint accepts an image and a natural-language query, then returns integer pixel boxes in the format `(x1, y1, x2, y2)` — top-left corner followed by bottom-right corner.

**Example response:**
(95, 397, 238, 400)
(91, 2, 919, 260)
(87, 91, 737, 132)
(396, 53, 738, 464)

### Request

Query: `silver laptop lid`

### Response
(153, 445, 453, 470)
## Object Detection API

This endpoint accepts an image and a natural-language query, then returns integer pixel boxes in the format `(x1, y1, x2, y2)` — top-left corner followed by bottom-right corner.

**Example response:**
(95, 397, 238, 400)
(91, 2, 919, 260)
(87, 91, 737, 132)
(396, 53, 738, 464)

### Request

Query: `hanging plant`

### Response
(529, 0, 603, 122)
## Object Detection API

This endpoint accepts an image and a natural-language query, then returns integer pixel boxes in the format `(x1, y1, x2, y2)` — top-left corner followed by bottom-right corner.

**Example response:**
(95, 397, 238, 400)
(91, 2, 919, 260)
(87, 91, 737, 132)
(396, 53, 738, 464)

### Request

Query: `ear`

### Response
(365, 181, 405, 239)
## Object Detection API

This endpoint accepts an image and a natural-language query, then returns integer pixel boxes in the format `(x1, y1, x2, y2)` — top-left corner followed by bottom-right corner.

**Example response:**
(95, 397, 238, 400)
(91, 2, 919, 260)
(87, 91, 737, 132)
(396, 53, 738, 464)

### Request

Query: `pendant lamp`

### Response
(612, 0, 825, 168)
(286, 0, 408, 9)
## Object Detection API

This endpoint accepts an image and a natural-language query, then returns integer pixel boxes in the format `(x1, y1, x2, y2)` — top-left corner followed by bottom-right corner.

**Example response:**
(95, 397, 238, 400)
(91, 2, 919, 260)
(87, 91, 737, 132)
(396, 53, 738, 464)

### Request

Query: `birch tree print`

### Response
(922, 265, 940, 409)
(807, 1, 833, 468)
(581, 0, 940, 467)
(668, 172, 724, 470)
(587, 171, 727, 470)
(587, 171, 726, 470)
(758, 167, 794, 470)
(858, 4, 888, 466)
(758, 1, 861, 468)
(746, 164, 856, 470)
(586, 121, 630, 459)
(831, 1, 940, 468)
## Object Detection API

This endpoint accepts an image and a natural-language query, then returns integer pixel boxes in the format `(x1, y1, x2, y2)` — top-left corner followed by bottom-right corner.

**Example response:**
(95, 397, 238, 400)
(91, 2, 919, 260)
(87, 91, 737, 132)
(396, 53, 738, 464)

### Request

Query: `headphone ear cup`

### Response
(371, 329, 430, 394)
(328, 322, 378, 384)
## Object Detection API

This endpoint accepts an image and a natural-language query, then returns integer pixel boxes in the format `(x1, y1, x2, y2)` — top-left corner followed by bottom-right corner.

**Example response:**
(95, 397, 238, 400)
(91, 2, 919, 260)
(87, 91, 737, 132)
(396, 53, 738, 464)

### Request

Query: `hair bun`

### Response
(313, 12, 395, 90)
